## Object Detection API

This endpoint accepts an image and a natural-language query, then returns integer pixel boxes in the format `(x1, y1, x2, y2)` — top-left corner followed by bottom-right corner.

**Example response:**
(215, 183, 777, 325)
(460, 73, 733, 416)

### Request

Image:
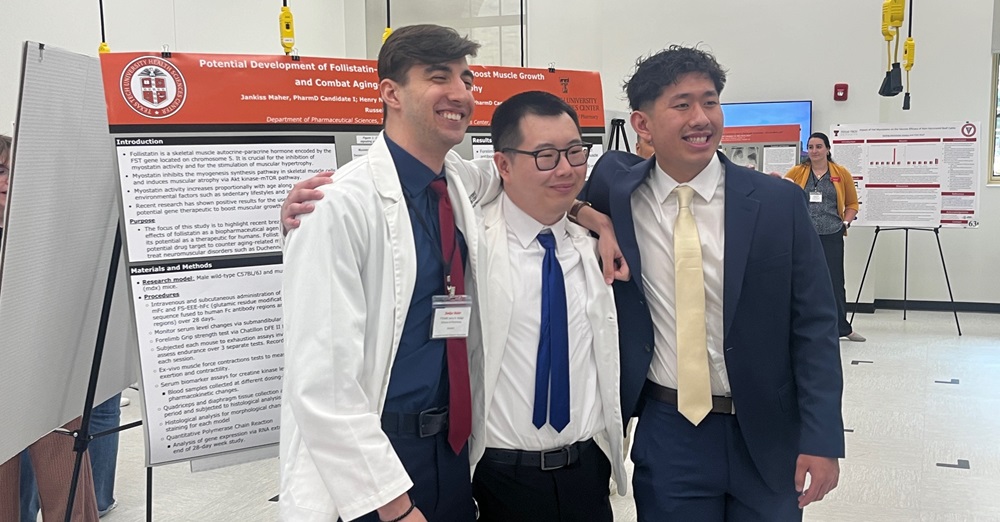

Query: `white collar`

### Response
(501, 193, 569, 251)
(648, 153, 723, 205)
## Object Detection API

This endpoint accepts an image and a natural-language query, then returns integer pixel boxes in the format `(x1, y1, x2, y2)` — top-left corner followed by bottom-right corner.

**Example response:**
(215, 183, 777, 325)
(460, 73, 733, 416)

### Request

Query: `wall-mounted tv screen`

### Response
(722, 100, 812, 152)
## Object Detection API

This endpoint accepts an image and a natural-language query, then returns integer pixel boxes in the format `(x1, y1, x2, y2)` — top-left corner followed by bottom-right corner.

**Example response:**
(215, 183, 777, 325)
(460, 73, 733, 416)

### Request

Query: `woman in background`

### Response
(784, 132, 866, 342)
(0, 133, 100, 521)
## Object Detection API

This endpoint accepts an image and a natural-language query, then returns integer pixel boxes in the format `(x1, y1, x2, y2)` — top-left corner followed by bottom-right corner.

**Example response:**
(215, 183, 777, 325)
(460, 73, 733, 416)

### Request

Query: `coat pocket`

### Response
(745, 252, 791, 275)
(777, 380, 797, 413)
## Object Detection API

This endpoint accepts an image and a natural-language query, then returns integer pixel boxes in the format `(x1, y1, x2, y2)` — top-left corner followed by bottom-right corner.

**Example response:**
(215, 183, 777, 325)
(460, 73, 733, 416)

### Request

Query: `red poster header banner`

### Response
(721, 124, 801, 144)
(100, 53, 605, 132)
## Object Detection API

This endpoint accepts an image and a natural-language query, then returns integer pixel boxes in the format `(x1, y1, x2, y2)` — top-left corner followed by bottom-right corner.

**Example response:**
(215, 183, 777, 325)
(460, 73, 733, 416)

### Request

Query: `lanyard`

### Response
(401, 189, 459, 293)
(810, 169, 827, 191)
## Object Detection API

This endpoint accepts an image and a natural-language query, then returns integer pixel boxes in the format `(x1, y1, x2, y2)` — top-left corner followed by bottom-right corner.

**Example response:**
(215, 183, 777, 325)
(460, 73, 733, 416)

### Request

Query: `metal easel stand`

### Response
(608, 118, 632, 153)
(850, 225, 961, 336)
(58, 228, 148, 521)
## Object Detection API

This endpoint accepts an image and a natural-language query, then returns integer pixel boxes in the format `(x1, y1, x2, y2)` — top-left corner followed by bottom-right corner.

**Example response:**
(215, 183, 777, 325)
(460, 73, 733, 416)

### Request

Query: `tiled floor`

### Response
(93, 310, 998, 521)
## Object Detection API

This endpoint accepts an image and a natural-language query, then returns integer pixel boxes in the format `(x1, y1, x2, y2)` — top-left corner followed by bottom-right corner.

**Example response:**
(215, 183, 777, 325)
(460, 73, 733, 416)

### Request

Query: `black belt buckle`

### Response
(418, 407, 448, 438)
(539, 445, 572, 471)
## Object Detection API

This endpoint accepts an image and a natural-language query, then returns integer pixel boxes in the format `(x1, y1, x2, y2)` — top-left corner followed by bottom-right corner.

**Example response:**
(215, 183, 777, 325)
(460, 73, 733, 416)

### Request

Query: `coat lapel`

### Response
(569, 227, 617, 388)
(368, 132, 416, 386)
(610, 157, 655, 296)
(480, 199, 514, 414)
(721, 153, 759, 339)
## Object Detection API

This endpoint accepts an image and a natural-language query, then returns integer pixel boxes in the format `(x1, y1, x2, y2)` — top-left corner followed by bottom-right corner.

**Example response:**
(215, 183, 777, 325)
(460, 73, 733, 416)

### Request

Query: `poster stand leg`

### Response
(933, 227, 962, 335)
(60, 228, 146, 521)
(147, 466, 154, 521)
(904, 228, 909, 320)
(608, 118, 631, 153)
(849, 226, 961, 336)
(850, 226, 881, 324)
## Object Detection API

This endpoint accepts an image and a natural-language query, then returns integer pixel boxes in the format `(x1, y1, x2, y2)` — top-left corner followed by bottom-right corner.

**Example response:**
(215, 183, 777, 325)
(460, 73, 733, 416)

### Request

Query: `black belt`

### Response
(643, 379, 735, 414)
(381, 407, 449, 438)
(482, 439, 594, 471)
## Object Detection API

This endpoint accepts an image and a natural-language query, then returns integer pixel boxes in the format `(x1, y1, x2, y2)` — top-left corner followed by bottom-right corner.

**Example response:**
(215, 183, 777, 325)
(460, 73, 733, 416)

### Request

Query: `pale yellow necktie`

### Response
(673, 185, 712, 426)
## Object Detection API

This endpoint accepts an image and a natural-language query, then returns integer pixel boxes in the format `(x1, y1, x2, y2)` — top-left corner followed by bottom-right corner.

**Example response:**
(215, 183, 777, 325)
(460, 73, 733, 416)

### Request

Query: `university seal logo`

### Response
(120, 56, 187, 119)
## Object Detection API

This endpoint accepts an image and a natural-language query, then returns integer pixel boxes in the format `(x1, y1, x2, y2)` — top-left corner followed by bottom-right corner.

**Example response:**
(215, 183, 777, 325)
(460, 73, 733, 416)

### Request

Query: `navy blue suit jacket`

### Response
(581, 150, 845, 492)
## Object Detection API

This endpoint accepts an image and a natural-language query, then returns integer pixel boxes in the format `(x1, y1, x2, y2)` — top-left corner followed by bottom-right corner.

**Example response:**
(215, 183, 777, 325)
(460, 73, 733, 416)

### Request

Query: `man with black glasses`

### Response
(468, 91, 625, 522)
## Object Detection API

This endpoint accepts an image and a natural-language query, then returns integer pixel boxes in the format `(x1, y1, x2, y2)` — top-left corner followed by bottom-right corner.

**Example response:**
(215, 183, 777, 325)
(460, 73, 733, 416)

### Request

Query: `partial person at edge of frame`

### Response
(0, 133, 101, 522)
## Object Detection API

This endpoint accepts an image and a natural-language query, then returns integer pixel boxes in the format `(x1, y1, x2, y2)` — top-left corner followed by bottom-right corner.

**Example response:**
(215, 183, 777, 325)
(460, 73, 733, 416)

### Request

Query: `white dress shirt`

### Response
(632, 154, 731, 395)
(485, 194, 604, 450)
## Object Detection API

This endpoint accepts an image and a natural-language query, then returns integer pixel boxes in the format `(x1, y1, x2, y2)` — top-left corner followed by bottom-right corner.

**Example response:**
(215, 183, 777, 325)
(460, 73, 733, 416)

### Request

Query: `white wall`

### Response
(0, 0, 351, 130)
(867, 0, 997, 303)
(3, 0, 997, 304)
(525, 0, 999, 306)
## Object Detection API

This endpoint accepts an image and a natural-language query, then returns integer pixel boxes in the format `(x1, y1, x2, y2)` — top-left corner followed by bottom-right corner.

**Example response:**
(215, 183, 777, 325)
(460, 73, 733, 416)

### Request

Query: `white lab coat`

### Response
(279, 132, 498, 521)
(467, 198, 628, 495)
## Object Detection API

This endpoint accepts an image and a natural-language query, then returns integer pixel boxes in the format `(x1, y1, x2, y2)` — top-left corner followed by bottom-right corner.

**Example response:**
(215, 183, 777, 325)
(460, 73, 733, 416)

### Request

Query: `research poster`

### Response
(99, 53, 605, 133)
(720, 124, 800, 173)
(116, 134, 334, 464)
(762, 145, 799, 175)
(115, 134, 333, 464)
(101, 51, 605, 465)
(831, 122, 981, 228)
(471, 136, 495, 160)
(119, 136, 335, 262)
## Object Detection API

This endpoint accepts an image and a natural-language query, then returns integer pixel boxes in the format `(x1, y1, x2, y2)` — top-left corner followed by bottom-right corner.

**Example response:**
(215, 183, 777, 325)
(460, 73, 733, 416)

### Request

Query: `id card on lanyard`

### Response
(403, 188, 472, 339)
(809, 173, 823, 203)
(431, 291, 472, 339)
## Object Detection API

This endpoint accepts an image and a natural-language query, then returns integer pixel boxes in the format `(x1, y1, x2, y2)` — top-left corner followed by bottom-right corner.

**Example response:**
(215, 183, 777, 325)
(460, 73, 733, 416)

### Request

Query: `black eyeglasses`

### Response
(501, 143, 593, 171)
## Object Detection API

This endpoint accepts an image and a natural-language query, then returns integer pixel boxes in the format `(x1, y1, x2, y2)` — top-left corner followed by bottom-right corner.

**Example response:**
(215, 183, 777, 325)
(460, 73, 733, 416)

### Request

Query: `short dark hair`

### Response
(624, 45, 728, 111)
(491, 91, 581, 151)
(378, 24, 480, 84)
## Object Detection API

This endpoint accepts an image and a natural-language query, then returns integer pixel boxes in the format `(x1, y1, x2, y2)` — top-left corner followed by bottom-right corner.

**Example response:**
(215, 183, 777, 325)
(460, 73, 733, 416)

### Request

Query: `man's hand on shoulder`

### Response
(573, 203, 630, 284)
(795, 454, 840, 509)
(281, 171, 334, 235)
(596, 226, 630, 284)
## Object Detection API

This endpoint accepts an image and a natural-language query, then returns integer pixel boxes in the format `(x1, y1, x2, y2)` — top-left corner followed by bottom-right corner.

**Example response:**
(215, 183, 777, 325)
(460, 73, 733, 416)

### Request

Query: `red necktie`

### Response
(429, 178, 472, 454)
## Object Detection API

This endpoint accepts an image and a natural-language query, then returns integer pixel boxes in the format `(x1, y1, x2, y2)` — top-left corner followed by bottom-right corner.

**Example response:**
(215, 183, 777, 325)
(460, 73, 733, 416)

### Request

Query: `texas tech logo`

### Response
(120, 56, 187, 119)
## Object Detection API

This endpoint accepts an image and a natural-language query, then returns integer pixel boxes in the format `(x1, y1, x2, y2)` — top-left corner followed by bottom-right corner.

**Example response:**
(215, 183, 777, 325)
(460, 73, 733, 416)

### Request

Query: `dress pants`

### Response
(631, 396, 801, 522)
(350, 432, 475, 522)
(819, 229, 852, 337)
(473, 441, 613, 522)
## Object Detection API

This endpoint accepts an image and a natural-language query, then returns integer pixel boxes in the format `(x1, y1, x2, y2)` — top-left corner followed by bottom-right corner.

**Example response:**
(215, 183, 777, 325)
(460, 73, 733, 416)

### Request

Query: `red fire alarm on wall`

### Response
(834, 83, 849, 101)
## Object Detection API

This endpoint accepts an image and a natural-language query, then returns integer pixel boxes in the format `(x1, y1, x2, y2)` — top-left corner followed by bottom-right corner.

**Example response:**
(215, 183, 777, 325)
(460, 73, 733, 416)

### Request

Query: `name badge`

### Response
(431, 295, 473, 339)
(809, 191, 823, 203)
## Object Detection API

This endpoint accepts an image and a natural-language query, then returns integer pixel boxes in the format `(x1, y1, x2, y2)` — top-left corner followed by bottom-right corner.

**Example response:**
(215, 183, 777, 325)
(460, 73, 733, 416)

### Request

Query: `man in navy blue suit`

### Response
(579, 46, 844, 521)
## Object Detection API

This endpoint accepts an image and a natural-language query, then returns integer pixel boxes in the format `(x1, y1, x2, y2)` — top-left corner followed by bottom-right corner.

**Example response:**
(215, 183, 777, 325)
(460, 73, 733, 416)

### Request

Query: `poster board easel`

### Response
(850, 226, 961, 335)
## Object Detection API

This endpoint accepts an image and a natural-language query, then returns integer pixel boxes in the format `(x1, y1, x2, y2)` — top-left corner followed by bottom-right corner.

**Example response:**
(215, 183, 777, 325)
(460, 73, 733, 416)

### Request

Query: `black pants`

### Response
(819, 229, 852, 337)
(351, 433, 475, 522)
(473, 441, 613, 522)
